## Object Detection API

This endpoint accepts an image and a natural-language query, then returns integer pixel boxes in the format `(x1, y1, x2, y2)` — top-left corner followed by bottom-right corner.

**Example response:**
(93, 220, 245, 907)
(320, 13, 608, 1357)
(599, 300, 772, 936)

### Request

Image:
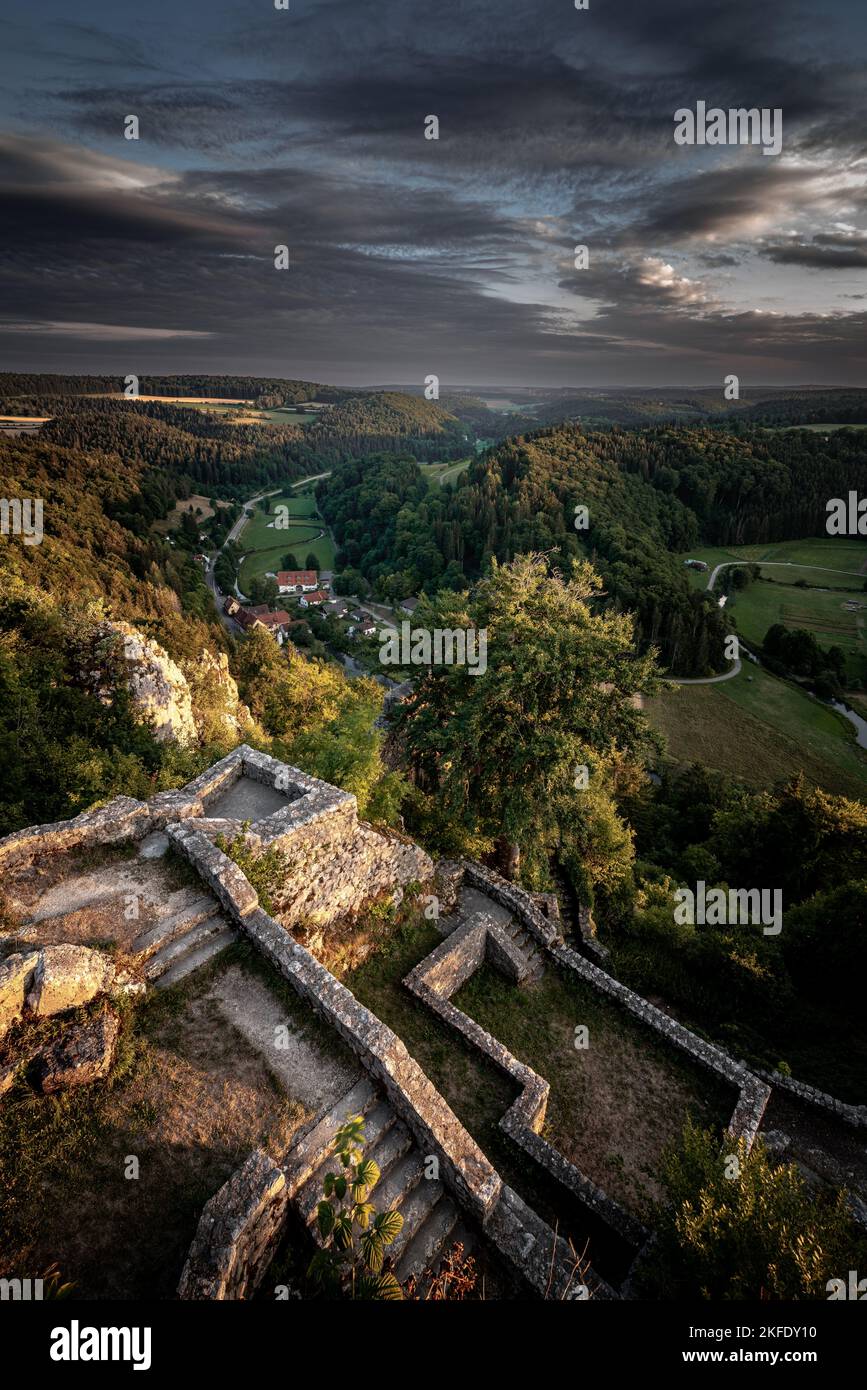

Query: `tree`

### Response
(305, 552, 319, 570)
(640, 1120, 866, 1300)
(282, 552, 299, 569)
(395, 554, 663, 883)
(247, 575, 278, 606)
(307, 1115, 404, 1299)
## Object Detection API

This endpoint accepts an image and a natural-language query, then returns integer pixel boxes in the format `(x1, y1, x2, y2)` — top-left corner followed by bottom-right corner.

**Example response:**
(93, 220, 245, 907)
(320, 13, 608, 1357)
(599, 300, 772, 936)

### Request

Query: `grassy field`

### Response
(121, 397, 317, 426)
(152, 493, 231, 534)
(645, 662, 867, 800)
(236, 490, 336, 593)
(419, 457, 472, 488)
(678, 537, 867, 685)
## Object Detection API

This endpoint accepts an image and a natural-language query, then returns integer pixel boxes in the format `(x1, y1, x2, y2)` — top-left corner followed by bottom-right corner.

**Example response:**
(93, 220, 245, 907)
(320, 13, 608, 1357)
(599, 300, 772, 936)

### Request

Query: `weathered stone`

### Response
(0, 951, 39, 1037)
(33, 1005, 120, 1093)
(178, 1149, 288, 1300)
(27, 944, 115, 1018)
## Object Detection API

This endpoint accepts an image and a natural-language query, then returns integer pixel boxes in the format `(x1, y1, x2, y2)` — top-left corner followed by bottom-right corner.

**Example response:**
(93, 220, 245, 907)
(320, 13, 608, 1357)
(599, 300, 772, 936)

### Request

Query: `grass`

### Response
(645, 662, 867, 800)
(727, 579, 867, 685)
(419, 457, 472, 489)
(453, 963, 732, 1217)
(236, 489, 337, 593)
(0, 954, 305, 1298)
(679, 536, 867, 592)
(344, 909, 728, 1262)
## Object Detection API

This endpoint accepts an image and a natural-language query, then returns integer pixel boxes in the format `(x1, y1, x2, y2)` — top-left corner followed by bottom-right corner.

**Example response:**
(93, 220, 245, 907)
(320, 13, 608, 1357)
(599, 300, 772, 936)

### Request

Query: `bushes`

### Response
(639, 1120, 867, 1300)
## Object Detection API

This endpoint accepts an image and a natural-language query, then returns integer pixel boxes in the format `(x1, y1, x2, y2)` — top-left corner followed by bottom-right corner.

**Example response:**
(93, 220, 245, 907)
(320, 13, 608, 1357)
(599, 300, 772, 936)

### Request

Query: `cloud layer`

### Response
(0, 0, 865, 384)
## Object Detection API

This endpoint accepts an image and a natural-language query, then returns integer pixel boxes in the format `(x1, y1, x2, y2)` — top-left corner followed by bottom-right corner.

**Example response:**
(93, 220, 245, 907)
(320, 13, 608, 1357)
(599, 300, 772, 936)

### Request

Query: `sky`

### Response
(0, 0, 866, 387)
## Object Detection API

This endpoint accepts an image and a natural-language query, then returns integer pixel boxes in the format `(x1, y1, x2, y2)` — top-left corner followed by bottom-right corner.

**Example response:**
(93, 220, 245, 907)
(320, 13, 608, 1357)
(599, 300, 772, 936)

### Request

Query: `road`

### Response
(204, 471, 332, 629)
(706, 560, 861, 592)
(668, 558, 863, 686)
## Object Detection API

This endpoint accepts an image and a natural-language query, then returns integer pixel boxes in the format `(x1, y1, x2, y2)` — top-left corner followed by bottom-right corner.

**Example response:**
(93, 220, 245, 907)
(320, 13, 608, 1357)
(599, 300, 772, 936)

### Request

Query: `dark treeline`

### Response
(0, 373, 348, 410)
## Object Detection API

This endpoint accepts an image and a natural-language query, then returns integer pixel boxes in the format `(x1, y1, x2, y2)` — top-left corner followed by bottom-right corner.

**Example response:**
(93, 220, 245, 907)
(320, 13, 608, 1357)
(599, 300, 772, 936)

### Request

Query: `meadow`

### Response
(645, 662, 867, 800)
(236, 490, 336, 594)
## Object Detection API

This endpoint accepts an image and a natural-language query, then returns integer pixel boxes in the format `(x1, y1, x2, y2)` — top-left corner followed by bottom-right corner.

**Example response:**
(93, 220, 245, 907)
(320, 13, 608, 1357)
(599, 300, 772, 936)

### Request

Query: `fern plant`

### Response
(307, 1114, 404, 1300)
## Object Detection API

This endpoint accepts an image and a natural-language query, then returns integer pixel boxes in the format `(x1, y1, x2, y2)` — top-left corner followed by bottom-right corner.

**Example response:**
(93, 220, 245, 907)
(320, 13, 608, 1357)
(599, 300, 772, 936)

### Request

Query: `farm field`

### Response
(677, 537, 867, 684)
(152, 493, 231, 534)
(236, 490, 336, 594)
(108, 396, 318, 426)
(645, 662, 867, 800)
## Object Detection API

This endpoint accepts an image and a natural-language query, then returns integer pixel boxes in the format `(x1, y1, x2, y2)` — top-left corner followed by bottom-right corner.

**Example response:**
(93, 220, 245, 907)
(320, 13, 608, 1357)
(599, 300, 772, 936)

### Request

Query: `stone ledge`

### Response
(178, 1149, 288, 1300)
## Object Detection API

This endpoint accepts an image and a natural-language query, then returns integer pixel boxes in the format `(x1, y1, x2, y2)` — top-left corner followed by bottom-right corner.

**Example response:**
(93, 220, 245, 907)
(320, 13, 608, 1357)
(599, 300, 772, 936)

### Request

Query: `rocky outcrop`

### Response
(27, 944, 115, 1019)
(0, 951, 39, 1038)
(105, 622, 198, 745)
(33, 1004, 120, 1093)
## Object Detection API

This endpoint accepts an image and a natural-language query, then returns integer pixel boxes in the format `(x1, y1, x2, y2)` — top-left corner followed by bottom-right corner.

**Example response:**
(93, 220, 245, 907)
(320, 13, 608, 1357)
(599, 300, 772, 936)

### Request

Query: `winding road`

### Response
(670, 558, 862, 686)
(205, 471, 332, 628)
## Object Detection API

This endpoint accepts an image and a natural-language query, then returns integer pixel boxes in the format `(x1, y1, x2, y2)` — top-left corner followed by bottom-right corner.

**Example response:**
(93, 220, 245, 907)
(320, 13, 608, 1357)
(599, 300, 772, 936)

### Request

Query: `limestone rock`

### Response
(27, 944, 115, 1018)
(0, 951, 39, 1038)
(106, 622, 197, 745)
(33, 1005, 120, 1093)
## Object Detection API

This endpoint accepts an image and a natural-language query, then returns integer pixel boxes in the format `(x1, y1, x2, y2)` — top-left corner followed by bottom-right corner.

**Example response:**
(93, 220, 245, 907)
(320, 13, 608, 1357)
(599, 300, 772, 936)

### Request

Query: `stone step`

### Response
(132, 895, 218, 960)
(296, 1098, 395, 1225)
(375, 1149, 425, 1214)
(153, 926, 236, 990)
(395, 1192, 460, 1287)
(144, 913, 230, 980)
(284, 1077, 376, 1198)
(366, 1116, 414, 1187)
(385, 1176, 444, 1265)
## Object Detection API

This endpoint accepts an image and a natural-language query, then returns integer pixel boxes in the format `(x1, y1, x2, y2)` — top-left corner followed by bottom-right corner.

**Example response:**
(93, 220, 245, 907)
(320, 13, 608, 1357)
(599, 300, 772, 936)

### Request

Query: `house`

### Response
(257, 610, 295, 643)
(349, 621, 377, 639)
(684, 560, 708, 572)
(233, 607, 266, 633)
(299, 589, 328, 608)
(399, 596, 419, 615)
(276, 569, 318, 595)
(319, 570, 334, 591)
(223, 596, 242, 617)
(324, 599, 349, 620)
(349, 610, 366, 623)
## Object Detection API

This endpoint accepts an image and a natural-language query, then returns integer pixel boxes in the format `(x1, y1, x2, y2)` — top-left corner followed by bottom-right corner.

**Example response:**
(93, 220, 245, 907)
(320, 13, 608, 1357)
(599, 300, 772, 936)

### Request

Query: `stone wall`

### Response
(404, 912, 648, 1254)
(171, 826, 594, 1299)
(178, 1150, 289, 1300)
(168, 822, 501, 1223)
(462, 860, 772, 1152)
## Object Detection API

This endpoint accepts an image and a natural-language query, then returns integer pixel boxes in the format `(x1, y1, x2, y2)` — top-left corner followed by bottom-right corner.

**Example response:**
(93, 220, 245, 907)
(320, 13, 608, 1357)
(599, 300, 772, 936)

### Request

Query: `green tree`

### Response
(305, 552, 319, 570)
(395, 554, 663, 882)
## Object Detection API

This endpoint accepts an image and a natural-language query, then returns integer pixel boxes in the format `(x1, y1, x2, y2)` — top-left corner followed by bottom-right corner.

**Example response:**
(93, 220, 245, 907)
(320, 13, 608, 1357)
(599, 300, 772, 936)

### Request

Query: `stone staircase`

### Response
(499, 918, 545, 981)
(132, 891, 236, 990)
(285, 1076, 471, 1291)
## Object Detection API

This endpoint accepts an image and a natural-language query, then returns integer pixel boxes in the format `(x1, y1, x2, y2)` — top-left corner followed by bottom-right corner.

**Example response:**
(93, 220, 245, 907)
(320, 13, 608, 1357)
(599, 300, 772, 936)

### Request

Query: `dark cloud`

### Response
(0, 0, 864, 383)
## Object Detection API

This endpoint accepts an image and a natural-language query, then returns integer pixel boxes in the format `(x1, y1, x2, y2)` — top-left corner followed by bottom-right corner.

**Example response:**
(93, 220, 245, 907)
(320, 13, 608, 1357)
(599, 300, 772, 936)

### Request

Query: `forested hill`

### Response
(319, 423, 866, 676)
(302, 392, 467, 461)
